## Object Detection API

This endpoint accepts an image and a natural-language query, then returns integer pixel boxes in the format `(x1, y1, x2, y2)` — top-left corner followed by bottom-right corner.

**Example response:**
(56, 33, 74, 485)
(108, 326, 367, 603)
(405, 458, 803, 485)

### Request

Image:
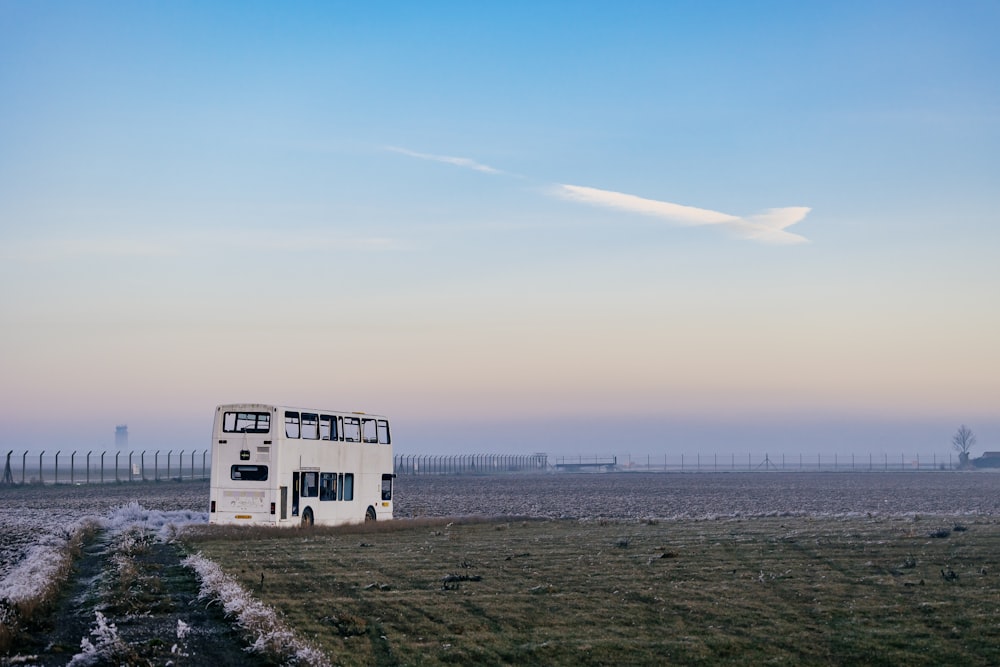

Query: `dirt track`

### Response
(16, 533, 267, 667)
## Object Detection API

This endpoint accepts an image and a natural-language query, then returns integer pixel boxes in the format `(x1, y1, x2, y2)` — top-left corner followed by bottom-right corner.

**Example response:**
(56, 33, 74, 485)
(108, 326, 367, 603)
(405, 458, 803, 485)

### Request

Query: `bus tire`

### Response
(302, 507, 314, 527)
(365, 506, 376, 522)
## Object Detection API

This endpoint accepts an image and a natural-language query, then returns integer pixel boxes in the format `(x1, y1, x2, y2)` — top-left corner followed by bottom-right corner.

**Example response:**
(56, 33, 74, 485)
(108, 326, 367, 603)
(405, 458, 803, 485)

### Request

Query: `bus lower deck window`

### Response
(320, 472, 337, 500)
(231, 465, 268, 481)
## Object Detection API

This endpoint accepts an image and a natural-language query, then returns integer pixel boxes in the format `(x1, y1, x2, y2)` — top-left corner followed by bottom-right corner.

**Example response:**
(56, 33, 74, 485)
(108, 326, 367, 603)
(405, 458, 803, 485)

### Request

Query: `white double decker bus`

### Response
(209, 403, 394, 527)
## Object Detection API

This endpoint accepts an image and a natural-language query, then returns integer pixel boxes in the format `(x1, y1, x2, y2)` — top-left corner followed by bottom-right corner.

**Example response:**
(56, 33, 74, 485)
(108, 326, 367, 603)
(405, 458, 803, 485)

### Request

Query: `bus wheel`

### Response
(365, 506, 376, 522)
(302, 507, 314, 527)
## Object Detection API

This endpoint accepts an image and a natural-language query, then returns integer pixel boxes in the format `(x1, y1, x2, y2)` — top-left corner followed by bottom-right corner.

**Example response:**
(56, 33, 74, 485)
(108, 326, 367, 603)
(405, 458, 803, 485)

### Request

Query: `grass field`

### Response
(185, 514, 1000, 666)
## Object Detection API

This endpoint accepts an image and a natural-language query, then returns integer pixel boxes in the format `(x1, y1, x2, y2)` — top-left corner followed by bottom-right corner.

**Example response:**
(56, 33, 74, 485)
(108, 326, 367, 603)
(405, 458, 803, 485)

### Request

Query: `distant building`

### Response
(972, 452, 1000, 468)
(115, 424, 128, 449)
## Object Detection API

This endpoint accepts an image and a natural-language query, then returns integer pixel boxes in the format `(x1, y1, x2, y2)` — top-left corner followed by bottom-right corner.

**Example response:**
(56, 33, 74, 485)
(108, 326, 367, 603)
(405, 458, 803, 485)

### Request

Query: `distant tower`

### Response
(115, 424, 128, 449)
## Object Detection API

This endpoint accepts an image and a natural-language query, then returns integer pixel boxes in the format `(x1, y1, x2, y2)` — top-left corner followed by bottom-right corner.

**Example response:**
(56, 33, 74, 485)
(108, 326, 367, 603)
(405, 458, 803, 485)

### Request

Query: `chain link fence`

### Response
(2, 449, 211, 485)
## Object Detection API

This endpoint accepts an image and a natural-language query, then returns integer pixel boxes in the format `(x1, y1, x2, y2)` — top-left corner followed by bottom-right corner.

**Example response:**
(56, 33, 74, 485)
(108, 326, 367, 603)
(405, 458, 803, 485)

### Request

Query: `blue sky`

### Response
(1, 1, 998, 459)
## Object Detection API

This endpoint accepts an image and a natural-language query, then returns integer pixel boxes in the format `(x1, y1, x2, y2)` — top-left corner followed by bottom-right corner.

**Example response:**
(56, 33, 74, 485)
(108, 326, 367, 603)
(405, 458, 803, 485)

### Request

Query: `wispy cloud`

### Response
(385, 146, 503, 174)
(552, 184, 810, 244)
(388, 147, 811, 244)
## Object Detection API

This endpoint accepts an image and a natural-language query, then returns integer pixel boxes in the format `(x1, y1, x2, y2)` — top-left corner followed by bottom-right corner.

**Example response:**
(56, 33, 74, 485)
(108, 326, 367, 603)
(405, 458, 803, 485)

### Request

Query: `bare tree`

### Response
(952, 424, 976, 467)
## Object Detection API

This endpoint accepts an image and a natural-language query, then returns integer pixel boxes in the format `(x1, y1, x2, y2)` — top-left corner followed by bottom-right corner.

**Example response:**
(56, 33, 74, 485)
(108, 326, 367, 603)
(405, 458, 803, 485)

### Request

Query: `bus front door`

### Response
(292, 472, 300, 516)
(280, 486, 288, 520)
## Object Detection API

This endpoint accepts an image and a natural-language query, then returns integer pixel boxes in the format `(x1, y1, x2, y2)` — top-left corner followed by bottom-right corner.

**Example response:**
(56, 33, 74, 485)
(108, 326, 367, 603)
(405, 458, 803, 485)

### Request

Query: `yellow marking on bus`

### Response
(235, 515, 252, 519)
(223, 490, 265, 498)
(381, 502, 389, 507)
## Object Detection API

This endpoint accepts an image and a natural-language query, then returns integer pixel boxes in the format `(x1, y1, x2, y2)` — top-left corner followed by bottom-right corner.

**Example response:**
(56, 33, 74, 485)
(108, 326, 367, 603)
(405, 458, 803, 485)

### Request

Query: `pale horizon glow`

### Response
(1, 3, 997, 457)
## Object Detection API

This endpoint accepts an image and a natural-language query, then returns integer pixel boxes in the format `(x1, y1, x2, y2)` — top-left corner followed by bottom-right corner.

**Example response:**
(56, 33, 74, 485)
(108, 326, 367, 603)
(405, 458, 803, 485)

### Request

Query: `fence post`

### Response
(55, 451, 60, 484)
(202, 450, 207, 479)
(70, 451, 76, 484)
(2, 451, 12, 485)
(141, 451, 146, 481)
(23, 451, 27, 484)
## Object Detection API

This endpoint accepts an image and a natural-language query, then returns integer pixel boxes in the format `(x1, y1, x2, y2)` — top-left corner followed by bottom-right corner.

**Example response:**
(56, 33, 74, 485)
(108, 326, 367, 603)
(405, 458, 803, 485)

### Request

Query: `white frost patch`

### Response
(102, 501, 207, 540)
(0, 500, 205, 639)
(67, 611, 130, 667)
(183, 553, 331, 667)
(0, 519, 94, 606)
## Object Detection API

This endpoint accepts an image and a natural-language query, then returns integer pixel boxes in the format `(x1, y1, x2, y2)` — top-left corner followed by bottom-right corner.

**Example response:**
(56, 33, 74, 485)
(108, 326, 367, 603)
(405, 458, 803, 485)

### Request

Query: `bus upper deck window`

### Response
(285, 412, 300, 438)
(319, 415, 336, 441)
(362, 419, 378, 443)
(224, 411, 271, 434)
(301, 413, 319, 439)
(343, 417, 360, 442)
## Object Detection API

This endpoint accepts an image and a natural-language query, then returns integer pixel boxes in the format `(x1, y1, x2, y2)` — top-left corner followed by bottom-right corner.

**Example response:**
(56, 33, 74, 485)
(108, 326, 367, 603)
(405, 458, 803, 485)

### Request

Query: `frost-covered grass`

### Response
(191, 515, 1000, 666)
(0, 481, 207, 580)
(101, 500, 207, 542)
(395, 471, 1000, 520)
(66, 611, 137, 667)
(5, 473, 1000, 663)
(0, 518, 98, 652)
(182, 553, 330, 667)
(0, 483, 208, 654)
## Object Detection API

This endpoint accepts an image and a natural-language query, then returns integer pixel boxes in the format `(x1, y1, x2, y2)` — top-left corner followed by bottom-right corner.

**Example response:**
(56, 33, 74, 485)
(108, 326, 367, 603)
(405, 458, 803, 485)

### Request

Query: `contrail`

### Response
(384, 146, 502, 174)
(553, 184, 810, 245)
(388, 146, 811, 244)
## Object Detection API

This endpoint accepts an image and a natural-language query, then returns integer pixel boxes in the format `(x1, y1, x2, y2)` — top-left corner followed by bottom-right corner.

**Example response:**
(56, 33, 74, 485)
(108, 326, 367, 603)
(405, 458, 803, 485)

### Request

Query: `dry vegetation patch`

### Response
(185, 515, 1000, 666)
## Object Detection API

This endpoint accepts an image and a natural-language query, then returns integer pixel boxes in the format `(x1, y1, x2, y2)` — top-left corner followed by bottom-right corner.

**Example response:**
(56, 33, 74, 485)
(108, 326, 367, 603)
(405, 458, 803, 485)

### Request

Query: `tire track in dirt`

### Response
(10, 532, 269, 666)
